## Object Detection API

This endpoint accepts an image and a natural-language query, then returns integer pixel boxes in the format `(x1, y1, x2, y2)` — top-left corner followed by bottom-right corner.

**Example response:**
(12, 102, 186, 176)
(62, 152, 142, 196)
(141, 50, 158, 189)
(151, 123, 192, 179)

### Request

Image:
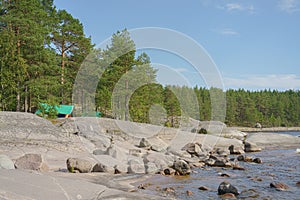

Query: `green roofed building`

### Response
(35, 103, 74, 118)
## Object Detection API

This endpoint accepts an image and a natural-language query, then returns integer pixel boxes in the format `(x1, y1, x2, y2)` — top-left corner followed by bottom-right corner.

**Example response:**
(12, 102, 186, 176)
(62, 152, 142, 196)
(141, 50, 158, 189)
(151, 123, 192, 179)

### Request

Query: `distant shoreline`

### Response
(231, 126, 300, 133)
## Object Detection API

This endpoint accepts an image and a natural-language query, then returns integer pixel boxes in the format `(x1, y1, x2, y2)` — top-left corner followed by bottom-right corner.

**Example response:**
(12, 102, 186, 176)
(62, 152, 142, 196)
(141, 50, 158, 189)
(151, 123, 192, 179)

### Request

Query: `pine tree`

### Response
(51, 9, 93, 104)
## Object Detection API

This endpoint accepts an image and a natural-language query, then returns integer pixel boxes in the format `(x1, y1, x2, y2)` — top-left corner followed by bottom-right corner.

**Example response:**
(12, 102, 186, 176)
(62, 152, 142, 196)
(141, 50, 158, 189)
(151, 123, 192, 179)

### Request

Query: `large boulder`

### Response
(173, 160, 191, 175)
(127, 157, 145, 174)
(0, 155, 15, 169)
(145, 162, 160, 174)
(15, 154, 48, 172)
(218, 181, 239, 196)
(66, 158, 92, 173)
(145, 152, 174, 170)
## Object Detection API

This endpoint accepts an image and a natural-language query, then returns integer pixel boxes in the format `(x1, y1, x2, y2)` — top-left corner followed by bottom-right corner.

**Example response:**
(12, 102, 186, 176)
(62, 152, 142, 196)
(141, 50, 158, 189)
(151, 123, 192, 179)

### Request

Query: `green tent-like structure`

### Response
(35, 103, 74, 117)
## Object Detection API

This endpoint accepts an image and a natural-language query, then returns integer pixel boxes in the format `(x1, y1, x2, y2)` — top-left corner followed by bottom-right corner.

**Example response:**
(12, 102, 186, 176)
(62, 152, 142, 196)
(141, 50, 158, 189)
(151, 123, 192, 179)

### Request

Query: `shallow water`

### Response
(140, 133, 300, 199)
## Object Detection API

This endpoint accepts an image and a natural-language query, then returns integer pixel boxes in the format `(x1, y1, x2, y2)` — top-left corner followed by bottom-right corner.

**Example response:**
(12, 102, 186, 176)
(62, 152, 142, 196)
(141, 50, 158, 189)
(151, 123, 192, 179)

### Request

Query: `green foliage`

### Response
(198, 128, 208, 134)
(0, 0, 92, 111)
(37, 97, 59, 119)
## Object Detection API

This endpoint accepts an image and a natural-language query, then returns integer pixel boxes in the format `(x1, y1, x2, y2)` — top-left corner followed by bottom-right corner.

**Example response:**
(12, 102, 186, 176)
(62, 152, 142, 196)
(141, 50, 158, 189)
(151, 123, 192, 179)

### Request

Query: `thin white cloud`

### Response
(226, 3, 243, 11)
(220, 3, 255, 12)
(174, 68, 188, 73)
(278, 0, 300, 13)
(224, 74, 300, 90)
(220, 28, 239, 35)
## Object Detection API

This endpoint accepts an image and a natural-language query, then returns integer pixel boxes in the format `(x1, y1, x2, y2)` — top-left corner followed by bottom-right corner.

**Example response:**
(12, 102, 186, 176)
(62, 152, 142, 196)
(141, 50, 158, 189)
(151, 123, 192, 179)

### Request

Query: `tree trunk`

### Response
(16, 81, 20, 112)
(61, 41, 65, 103)
(125, 76, 129, 121)
(24, 85, 28, 112)
(16, 27, 21, 112)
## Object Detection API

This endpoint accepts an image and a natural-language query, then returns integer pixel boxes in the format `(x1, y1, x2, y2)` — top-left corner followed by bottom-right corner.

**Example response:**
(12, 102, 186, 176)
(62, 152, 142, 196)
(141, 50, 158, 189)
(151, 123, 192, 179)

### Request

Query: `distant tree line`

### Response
(1, 0, 299, 128)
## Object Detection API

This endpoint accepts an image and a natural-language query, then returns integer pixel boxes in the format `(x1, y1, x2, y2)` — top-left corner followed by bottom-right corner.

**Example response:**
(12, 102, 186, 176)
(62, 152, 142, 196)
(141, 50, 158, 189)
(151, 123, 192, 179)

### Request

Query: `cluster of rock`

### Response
(64, 136, 265, 176)
(0, 153, 49, 171)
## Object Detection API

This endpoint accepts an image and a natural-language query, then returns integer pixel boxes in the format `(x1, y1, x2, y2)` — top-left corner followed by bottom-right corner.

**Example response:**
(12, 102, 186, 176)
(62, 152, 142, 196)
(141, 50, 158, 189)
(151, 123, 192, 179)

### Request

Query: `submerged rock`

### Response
(270, 182, 289, 191)
(198, 186, 210, 191)
(253, 158, 262, 164)
(218, 181, 239, 196)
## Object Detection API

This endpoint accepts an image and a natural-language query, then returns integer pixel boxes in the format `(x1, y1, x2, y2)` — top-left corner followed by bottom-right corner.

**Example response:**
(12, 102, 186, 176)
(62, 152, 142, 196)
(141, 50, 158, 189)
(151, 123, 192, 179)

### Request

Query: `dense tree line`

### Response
(0, 0, 93, 111)
(1, 0, 299, 128)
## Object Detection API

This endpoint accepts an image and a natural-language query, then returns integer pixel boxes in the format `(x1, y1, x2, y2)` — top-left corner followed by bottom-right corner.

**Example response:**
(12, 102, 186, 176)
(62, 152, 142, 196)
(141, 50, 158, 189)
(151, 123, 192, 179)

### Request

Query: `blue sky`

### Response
(53, 0, 300, 90)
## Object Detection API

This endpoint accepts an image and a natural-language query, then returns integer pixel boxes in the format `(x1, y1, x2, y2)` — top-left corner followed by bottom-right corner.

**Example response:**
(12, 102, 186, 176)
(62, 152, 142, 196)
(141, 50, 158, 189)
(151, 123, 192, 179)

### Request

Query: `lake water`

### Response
(141, 132, 300, 199)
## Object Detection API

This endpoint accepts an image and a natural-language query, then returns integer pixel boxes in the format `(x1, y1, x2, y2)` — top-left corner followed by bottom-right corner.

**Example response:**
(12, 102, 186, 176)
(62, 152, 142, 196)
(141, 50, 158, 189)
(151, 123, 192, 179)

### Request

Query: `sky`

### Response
(53, 0, 300, 91)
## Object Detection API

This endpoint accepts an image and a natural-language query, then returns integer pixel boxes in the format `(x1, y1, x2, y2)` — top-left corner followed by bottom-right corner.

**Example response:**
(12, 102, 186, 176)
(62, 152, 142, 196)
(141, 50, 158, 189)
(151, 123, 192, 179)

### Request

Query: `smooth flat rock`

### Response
(0, 170, 165, 200)
(246, 132, 300, 149)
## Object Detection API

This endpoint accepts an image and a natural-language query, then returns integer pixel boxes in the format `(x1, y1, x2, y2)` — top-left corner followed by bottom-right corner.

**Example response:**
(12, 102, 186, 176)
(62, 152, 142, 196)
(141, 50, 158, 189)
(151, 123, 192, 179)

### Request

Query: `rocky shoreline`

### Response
(232, 126, 300, 133)
(0, 112, 299, 199)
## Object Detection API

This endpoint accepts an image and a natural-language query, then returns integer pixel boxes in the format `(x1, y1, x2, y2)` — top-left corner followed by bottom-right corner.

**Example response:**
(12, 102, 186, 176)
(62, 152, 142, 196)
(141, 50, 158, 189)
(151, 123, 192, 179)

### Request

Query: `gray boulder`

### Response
(14, 154, 48, 172)
(181, 143, 202, 156)
(173, 160, 191, 175)
(127, 158, 145, 174)
(145, 162, 159, 174)
(218, 181, 239, 195)
(0, 155, 15, 169)
(244, 141, 262, 152)
(91, 163, 109, 173)
(145, 152, 174, 170)
(66, 158, 92, 173)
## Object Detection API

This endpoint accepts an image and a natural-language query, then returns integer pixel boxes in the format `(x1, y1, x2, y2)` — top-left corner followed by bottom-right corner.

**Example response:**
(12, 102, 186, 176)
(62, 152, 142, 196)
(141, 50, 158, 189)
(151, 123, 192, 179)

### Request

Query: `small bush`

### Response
(198, 128, 208, 134)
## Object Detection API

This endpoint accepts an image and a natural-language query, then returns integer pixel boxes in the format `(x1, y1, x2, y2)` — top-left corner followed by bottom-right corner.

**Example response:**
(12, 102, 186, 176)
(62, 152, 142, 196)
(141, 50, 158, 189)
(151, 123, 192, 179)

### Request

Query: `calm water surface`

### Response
(142, 132, 300, 200)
